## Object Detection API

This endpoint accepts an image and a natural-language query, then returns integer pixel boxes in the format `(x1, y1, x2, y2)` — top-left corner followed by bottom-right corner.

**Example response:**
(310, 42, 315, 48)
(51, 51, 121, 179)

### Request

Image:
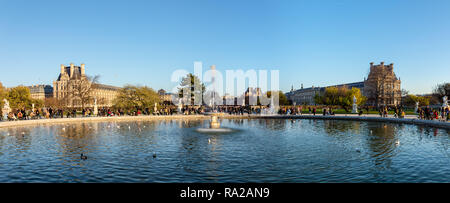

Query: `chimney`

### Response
(81, 64, 85, 75)
(380, 61, 385, 66)
(70, 63, 74, 77)
(60, 64, 65, 74)
(370, 62, 374, 67)
(301, 83, 303, 89)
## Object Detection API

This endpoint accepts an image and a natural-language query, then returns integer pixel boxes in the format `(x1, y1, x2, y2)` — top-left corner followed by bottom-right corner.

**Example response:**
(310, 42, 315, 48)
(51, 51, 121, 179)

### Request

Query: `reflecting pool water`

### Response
(0, 119, 449, 182)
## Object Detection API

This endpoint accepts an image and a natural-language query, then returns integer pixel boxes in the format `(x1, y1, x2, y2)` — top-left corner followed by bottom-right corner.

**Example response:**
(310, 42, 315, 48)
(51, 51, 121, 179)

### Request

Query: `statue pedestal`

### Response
(352, 104, 358, 114)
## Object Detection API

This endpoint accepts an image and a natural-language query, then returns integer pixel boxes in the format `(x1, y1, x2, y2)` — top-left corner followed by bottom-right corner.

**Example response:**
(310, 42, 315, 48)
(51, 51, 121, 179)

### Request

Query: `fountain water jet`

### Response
(196, 65, 234, 133)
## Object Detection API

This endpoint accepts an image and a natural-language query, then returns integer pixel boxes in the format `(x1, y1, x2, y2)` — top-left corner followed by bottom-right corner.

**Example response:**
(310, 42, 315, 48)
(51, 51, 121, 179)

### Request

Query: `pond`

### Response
(0, 119, 449, 182)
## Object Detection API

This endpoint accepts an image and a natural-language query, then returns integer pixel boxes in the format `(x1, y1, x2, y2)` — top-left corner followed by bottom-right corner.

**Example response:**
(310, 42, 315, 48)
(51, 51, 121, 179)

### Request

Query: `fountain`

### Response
(197, 110, 233, 133)
(261, 95, 278, 115)
(268, 96, 277, 114)
(196, 65, 232, 133)
(2, 99, 11, 120)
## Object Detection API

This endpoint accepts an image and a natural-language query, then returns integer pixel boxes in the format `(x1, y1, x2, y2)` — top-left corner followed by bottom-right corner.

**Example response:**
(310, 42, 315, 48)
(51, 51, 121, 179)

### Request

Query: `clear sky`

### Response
(0, 0, 449, 94)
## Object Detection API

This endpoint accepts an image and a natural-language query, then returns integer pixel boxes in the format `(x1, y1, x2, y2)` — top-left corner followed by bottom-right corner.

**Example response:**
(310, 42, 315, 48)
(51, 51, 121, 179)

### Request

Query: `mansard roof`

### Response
(57, 66, 83, 81)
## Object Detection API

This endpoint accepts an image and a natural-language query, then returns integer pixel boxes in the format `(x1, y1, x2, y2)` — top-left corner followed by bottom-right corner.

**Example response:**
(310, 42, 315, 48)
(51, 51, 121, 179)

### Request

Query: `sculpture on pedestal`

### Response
(443, 96, 448, 108)
(352, 95, 358, 113)
(2, 99, 11, 120)
(177, 98, 183, 114)
(415, 101, 419, 113)
(93, 98, 98, 116)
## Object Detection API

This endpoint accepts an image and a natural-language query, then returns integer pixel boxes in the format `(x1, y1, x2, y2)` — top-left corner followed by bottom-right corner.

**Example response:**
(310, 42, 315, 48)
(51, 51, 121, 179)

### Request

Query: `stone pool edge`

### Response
(0, 115, 208, 129)
(251, 115, 450, 130)
(0, 114, 449, 130)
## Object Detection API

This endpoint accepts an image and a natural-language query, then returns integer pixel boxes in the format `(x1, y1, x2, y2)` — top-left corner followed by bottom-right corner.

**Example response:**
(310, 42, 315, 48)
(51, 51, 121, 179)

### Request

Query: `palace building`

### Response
(286, 82, 364, 105)
(53, 63, 120, 108)
(286, 62, 401, 107)
(363, 62, 402, 107)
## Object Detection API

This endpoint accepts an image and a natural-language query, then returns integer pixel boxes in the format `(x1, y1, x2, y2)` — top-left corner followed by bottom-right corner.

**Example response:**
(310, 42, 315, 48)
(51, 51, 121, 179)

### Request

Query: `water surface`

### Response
(0, 119, 449, 182)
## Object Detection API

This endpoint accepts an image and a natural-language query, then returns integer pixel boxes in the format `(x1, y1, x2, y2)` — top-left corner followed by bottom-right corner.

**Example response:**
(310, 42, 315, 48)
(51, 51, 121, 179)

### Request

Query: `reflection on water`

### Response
(0, 119, 449, 183)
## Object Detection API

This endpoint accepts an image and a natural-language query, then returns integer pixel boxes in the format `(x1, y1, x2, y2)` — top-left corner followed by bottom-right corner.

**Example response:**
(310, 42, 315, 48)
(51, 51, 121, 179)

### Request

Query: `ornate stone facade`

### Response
(286, 62, 401, 107)
(363, 62, 401, 107)
(53, 63, 120, 108)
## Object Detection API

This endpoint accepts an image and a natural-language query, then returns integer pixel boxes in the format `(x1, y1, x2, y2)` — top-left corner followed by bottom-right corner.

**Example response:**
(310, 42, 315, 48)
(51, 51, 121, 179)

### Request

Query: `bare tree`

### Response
(433, 83, 450, 101)
(66, 75, 100, 109)
(44, 97, 65, 109)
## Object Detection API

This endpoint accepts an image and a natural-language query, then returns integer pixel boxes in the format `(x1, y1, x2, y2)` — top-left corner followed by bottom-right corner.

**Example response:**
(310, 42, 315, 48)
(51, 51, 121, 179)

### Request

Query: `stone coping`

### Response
(249, 115, 450, 130)
(0, 115, 207, 129)
(0, 114, 449, 130)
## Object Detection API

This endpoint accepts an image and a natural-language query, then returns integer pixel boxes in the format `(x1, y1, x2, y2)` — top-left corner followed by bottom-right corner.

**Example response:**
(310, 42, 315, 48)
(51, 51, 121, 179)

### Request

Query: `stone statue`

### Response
(2, 99, 11, 120)
(443, 96, 448, 108)
(93, 98, 98, 116)
(415, 101, 419, 113)
(177, 98, 183, 114)
(352, 95, 358, 113)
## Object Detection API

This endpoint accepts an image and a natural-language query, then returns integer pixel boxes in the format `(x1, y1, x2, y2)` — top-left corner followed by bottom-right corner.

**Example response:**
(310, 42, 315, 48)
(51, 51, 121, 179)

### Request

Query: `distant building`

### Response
(285, 85, 323, 105)
(286, 82, 364, 105)
(244, 87, 263, 106)
(53, 63, 120, 108)
(363, 62, 401, 107)
(27, 85, 53, 100)
(158, 89, 175, 105)
(222, 94, 237, 106)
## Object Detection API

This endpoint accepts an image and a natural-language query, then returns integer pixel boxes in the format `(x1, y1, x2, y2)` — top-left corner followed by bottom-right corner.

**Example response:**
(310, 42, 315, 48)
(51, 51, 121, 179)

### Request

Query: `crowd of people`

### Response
(417, 106, 449, 121)
(1, 104, 449, 122)
(1, 107, 60, 121)
(377, 106, 406, 118)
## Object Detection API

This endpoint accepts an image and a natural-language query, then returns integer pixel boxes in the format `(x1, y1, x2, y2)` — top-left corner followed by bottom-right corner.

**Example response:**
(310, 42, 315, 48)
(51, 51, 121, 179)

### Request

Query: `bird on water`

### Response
(80, 153, 88, 160)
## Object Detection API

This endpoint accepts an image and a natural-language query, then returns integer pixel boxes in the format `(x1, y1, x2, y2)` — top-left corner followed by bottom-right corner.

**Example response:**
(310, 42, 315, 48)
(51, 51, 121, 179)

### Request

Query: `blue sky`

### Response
(0, 0, 449, 94)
